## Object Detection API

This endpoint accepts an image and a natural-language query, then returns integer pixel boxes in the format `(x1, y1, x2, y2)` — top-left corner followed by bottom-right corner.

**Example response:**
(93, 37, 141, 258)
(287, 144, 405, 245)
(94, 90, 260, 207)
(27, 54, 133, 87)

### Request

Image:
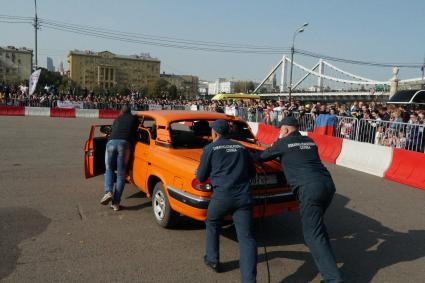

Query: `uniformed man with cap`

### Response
(197, 119, 257, 283)
(254, 116, 343, 283)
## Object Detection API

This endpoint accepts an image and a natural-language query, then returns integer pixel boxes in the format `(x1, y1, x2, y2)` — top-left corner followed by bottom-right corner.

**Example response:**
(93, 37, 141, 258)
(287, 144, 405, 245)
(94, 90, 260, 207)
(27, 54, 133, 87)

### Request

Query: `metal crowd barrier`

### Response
(336, 116, 359, 140)
(295, 113, 316, 132)
(356, 119, 425, 152)
(2, 98, 424, 152)
(227, 109, 425, 153)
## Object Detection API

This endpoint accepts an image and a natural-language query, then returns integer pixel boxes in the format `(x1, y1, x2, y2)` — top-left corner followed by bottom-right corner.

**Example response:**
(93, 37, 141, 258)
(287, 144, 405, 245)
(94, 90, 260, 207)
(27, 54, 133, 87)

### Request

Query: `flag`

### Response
(314, 114, 337, 136)
(29, 69, 42, 95)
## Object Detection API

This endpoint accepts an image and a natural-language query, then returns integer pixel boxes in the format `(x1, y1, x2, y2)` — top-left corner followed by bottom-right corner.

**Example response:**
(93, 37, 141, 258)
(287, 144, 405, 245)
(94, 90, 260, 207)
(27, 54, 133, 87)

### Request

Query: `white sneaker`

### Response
(110, 204, 120, 211)
(100, 192, 113, 205)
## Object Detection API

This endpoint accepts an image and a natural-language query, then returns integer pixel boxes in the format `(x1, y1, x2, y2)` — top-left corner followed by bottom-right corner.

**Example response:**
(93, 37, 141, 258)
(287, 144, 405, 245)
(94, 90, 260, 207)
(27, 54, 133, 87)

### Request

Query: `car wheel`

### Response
(152, 182, 178, 228)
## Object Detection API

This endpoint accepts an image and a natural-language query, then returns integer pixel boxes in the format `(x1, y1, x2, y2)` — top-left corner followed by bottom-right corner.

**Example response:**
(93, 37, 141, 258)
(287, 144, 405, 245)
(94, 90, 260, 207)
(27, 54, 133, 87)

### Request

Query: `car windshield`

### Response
(170, 119, 255, 149)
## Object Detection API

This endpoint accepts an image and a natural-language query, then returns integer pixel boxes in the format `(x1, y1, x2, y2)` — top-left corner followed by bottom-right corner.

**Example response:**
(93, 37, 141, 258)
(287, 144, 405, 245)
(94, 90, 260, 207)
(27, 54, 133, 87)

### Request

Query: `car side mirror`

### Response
(100, 125, 112, 135)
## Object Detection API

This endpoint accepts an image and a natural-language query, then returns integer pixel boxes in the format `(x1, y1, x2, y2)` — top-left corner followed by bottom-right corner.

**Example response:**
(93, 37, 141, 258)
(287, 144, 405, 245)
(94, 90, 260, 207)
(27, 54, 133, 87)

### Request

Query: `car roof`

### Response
(135, 110, 242, 125)
(388, 89, 425, 105)
(211, 93, 260, 100)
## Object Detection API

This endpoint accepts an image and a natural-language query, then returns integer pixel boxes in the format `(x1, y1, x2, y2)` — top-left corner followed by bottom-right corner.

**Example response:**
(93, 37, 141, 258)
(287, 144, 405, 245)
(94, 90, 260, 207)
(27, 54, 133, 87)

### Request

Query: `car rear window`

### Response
(170, 120, 255, 149)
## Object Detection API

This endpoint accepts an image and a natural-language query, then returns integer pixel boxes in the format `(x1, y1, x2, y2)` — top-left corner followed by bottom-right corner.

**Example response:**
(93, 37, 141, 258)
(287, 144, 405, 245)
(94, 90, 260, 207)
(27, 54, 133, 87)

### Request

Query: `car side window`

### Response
(141, 117, 157, 140)
(138, 128, 151, 145)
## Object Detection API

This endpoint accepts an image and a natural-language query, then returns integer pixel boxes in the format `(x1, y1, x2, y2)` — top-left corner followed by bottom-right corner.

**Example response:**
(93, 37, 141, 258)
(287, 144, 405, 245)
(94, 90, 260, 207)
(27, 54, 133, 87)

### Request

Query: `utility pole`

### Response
(33, 0, 39, 70)
(422, 55, 425, 89)
(288, 22, 308, 104)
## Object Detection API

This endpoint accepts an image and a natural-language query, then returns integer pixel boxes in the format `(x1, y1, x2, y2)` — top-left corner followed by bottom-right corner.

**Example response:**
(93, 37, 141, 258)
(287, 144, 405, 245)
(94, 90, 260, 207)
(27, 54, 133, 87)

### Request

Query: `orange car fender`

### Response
(145, 167, 170, 198)
(146, 166, 198, 216)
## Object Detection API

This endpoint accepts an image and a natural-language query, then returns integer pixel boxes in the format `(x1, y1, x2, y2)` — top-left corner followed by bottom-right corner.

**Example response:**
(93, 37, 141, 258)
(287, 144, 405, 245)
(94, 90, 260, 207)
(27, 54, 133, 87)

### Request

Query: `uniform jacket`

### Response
(197, 137, 256, 199)
(254, 131, 332, 191)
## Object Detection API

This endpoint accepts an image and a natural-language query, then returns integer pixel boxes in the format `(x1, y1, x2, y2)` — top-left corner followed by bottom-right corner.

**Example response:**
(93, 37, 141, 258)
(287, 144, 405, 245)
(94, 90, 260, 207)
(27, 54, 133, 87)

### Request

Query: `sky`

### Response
(1, 0, 425, 85)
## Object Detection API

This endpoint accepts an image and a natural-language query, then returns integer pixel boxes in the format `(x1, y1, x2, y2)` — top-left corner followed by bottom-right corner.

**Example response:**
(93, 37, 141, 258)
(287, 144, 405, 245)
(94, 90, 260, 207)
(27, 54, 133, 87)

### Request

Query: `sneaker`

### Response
(100, 192, 113, 205)
(110, 203, 120, 211)
(203, 255, 220, 273)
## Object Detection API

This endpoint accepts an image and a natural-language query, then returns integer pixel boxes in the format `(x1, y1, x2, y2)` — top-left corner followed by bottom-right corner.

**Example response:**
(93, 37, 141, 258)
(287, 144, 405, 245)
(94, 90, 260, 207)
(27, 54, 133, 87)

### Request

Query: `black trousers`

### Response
(206, 197, 257, 283)
(297, 179, 343, 283)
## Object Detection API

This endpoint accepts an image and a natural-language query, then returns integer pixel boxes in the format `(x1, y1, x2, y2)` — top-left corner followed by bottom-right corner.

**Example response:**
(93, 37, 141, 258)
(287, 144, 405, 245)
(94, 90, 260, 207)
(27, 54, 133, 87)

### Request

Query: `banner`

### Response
(56, 101, 84, 109)
(148, 104, 163, 110)
(224, 106, 236, 116)
(29, 69, 42, 95)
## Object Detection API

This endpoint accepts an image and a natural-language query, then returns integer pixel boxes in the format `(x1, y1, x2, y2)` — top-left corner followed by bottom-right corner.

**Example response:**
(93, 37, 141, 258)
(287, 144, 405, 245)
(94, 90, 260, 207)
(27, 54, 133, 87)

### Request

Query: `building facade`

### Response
(46, 57, 55, 72)
(0, 46, 33, 83)
(160, 73, 199, 97)
(208, 78, 236, 95)
(198, 80, 209, 96)
(68, 50, 160, 91)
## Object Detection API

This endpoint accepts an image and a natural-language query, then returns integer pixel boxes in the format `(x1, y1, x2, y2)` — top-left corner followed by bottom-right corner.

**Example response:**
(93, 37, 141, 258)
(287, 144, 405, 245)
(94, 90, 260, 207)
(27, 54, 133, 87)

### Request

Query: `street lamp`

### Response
(421, 53, 425, 89)
(288, 22, 308, 104)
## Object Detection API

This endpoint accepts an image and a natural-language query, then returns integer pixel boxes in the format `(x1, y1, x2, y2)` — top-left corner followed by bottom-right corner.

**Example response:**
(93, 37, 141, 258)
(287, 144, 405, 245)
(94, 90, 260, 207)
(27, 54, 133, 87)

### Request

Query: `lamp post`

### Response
(33, 0, 39, 70)
(421, 53, 425, 89)
(288, 22, 308, 104)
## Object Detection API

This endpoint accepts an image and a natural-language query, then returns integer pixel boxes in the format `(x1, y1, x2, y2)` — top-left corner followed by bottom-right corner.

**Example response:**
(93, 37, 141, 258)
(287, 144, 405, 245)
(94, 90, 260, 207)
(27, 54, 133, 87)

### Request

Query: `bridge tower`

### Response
(280, 55, 288, 92)
(317, 58, 324, 91)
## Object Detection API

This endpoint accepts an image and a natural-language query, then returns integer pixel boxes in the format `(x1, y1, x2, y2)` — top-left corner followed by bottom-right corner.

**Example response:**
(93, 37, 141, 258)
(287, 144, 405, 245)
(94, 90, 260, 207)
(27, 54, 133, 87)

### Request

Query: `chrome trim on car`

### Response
(167, 186, 297, 209)
(254, 192, 294, 200)
(253, 191, 297, 204)
(167, 186, 210, 209)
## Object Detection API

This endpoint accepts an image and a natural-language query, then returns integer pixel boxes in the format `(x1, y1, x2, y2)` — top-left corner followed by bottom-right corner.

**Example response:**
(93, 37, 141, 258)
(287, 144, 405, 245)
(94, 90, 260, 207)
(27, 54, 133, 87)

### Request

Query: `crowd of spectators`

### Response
(1, 84, 424, 152)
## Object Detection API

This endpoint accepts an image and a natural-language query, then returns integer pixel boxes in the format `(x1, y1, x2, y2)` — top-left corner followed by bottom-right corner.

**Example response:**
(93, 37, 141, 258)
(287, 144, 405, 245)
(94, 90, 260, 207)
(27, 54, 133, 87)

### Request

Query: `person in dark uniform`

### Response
(197, 120, 257, 283)
(254, 116, 343, 283)
(100, 104, 139, 211)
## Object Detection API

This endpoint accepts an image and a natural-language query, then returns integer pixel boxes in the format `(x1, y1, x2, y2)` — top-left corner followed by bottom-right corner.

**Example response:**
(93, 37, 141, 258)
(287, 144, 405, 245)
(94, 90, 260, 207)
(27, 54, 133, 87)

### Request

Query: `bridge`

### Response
(255, 56, 424, 101)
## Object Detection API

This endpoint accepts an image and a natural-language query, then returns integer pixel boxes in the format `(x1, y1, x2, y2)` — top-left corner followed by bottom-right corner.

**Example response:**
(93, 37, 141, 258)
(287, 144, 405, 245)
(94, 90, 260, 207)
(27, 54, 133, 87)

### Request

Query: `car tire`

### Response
(152, 182, 179, 228)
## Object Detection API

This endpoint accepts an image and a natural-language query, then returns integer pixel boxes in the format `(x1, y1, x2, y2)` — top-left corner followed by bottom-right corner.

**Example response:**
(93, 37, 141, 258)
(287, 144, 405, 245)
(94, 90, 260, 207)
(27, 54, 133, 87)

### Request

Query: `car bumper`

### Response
(167, 186, 297, 210)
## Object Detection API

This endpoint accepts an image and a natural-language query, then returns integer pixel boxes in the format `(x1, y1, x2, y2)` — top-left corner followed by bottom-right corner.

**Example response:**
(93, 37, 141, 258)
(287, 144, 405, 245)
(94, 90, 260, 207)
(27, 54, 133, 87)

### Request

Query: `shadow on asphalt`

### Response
(0, 207, 51, 280)
(126, 191, 147, 199)
(219, 194, 425, 282)
(173, 216, 206, 230)
(121, 201, 152, 211)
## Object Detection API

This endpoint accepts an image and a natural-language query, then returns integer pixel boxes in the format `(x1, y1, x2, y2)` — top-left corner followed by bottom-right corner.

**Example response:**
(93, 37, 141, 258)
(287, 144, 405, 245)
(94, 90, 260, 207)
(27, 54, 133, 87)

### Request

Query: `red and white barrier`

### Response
(256, 123, 280, 145)
(76, 109, 99, 118)
(0, 106, 116, 119)
(0, 105, 25, 116)
(248, 121, 424, 191)
(247, 122, 258, 136)
(385, 149, 425, 191)
(336, 139, 393, 177)
(99, 109, 120, 119)
(50, 108, 76, 118)
(307, 132, 343, 164)
(25, 106, 51, 116)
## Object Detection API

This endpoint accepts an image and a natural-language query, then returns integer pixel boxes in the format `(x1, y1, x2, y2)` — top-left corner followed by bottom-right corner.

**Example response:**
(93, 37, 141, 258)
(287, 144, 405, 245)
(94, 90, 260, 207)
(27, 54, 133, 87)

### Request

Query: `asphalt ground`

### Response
(0, 116, 424, 283)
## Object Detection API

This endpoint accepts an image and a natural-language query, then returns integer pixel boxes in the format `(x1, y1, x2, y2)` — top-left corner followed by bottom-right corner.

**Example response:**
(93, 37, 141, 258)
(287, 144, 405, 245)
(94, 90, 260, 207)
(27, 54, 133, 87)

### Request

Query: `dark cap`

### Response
(121, 104, 131, 113)
(211, 119, 229, 135)
(278, 116, 299, 128)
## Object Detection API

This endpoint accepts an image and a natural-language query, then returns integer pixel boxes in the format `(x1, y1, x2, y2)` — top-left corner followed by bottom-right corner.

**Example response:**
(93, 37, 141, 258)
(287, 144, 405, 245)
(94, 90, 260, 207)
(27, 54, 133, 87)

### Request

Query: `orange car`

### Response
(84, 111, 298, 227)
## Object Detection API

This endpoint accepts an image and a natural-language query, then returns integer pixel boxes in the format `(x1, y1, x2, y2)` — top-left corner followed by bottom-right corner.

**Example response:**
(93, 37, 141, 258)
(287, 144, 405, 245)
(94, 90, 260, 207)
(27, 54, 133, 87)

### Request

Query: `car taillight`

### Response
(192, 178, 212, 192)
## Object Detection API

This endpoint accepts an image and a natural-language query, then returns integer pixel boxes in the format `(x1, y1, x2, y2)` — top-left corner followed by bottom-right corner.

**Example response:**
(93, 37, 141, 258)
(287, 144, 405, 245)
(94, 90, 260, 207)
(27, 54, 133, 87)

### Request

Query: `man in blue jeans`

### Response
(100, 104, 139, 211)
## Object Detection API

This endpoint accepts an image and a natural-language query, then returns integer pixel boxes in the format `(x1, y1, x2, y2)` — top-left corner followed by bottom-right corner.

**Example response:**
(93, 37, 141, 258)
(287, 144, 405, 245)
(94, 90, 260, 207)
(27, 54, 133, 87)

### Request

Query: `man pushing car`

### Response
(197, 119, 257, 283)
(100, 104, 139, 211)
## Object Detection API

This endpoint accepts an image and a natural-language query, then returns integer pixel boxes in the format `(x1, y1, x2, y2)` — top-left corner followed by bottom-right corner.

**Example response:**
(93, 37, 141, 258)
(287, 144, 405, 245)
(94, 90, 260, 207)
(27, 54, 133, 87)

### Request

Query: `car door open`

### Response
(84, 125, 111, 178)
